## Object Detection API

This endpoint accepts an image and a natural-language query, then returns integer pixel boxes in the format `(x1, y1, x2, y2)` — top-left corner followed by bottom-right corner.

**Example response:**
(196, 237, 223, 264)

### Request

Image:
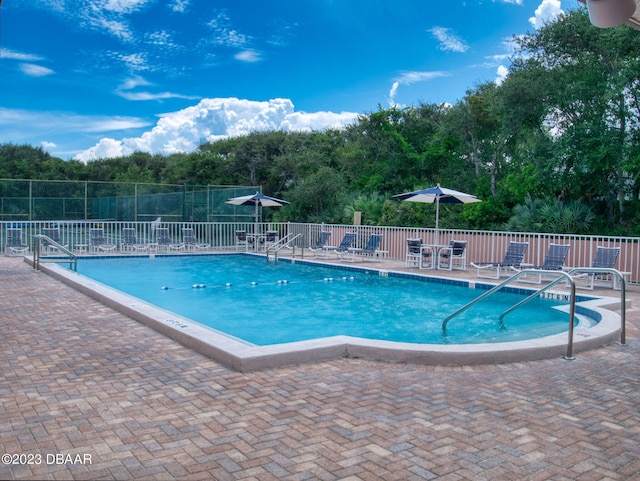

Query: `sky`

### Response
(0, 0, 579, 162)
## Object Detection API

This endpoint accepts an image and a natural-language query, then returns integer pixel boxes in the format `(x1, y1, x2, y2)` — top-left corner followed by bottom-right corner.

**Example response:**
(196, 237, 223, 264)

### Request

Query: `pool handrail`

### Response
(441, 268, 627, 360)
(566, 267, 627, 346)
(266, 233, 302, 261)
(32, 233, 77, 272)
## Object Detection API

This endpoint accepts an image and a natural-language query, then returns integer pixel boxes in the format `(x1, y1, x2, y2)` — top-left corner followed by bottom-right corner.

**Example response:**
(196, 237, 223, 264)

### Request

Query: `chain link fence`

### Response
(0, 179, 259, 223)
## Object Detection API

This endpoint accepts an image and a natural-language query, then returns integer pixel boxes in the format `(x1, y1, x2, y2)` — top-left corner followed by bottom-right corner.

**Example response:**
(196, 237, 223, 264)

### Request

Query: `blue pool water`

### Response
(73, 254, 575, 346)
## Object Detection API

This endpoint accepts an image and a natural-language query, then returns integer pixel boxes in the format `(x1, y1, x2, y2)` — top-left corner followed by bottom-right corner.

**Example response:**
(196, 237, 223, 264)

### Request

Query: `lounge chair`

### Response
(349, 233, 386, 262)
(41, 227, 68, 254)
(405, 238, 433, 269)
(156, 227, 185, 251)
(520, 243, 570, 284)
(89, 228, 117, 252)
(438, 240, 467, 271)
(308, 231, 332, 258)
(182, 228, 210, 250)
(5, 228, 29, 256)
(333, 232, 357, 259)
(571, 246, 624, 290)
(121, 228, 150, 252)
(471, 241, 529, 279)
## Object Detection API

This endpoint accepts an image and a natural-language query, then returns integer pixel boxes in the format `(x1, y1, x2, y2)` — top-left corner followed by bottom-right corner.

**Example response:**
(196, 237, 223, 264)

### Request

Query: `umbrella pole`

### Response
(254, 202, 259, 234)
(435, 197, 440, 244)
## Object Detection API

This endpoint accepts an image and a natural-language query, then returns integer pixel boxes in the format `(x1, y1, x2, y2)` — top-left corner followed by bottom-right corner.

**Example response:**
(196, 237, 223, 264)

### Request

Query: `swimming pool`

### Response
(72, 254, 575, 345)
(42, 253, 621, 371)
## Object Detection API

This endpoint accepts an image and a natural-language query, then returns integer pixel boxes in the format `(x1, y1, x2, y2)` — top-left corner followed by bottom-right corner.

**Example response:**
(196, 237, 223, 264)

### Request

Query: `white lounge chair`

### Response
(520, 243, 570, 284)
(571, 246, 624, 290)
(471, 241, 529, 279)
(89, 228, 117, 253)
(121, 228, 150, 252)
(156, 227, 184, 251)
(5, 228, 29, 256)
(333, 232, 357, 260)
(182, 228, 210, 250)
(41, 227, 68, 254)
(308, 231, 332, 258)
(349, 233, 386, 262)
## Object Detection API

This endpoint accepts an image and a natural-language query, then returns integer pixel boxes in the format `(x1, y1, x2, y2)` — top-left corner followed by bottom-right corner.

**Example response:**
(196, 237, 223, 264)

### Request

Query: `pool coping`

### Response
(30, 254, 624, 372)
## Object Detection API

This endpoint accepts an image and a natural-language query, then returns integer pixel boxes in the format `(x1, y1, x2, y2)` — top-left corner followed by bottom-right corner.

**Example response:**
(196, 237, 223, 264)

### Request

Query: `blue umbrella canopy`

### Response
(393, 184, 481, 242)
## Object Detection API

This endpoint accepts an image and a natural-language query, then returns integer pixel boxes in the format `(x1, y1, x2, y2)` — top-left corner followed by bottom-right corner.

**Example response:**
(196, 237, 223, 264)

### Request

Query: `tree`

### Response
(511, 9, 640, 227)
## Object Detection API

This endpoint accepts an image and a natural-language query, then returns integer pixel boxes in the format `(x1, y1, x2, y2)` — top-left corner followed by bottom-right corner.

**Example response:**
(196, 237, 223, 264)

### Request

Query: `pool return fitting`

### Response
(441, 268, 627, 360)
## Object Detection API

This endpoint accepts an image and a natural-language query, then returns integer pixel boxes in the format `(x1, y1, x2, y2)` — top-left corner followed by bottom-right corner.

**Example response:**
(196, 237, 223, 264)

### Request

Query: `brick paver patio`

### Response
(1, 255, 639, 480)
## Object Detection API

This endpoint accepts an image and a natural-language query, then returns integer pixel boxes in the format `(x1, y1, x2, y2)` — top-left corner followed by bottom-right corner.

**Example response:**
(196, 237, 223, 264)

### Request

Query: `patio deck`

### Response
(1, 253, 640, 480)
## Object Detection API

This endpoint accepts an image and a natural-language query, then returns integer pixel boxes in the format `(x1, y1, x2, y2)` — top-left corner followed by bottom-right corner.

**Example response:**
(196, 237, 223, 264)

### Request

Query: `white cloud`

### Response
(495, 65, 509, 85)
(77, 138, 127, 162)
(388, 71, 449, 105)
(74, 98, 359, 162)
(171, 0, 190, 13)
(0, 48, 43, 61)
(235, 49, 263, 63)
(429, 27, 469, 53)
(103, 0, 151, 14)
(0, 107, 150, 135)
(207, 10, 250, 48)
(529, 0, 564, 30)
(41, 141, 57, 150)
(19, 63, 55, 77)
(115, 75, 199, 101)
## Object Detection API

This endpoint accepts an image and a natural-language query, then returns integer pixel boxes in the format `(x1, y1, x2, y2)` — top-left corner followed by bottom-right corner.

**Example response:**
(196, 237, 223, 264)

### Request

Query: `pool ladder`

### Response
(265, 233, 302, 262)
(441, 269, 627, 360)
(32, 234, 77, 272)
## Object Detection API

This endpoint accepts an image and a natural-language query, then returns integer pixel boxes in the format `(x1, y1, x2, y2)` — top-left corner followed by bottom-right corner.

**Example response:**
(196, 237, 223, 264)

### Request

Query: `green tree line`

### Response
(1, 10, 639, 235)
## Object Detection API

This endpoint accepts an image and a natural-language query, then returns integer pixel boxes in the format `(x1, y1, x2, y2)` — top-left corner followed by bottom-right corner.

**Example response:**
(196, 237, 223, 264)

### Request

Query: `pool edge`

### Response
(32, 258, 623, 372)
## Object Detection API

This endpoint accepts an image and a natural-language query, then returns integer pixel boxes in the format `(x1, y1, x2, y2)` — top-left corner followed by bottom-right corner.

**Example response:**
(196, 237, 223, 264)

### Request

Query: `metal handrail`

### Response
(33, 234, 77, 271)
(441, 268, 627, 360)
(566, 267, 627, 346)
(265, 233, 302, 261)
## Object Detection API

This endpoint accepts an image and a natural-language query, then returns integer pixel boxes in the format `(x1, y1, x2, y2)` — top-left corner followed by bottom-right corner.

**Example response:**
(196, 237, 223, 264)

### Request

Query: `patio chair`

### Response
(89, 228, 117, 253)
(264, 230, 279, 250)
(571, 246, 624, 290)
(235, 230, 249, 251)
(438, 240, 467, 271)
(350, 233, 386, 262)
(41, 227, 68, 254)
(121, 228, 150, 252)
(471, 241, 529, 279)
(333, 232, 357, 260)
(182, 228, 210, 251)
(405, 238, 433, 269)
(308, 231, 332, 258)
(520, 243, 570, 284)
(156, 227, 185, 251)
(5, 228, 29, 256)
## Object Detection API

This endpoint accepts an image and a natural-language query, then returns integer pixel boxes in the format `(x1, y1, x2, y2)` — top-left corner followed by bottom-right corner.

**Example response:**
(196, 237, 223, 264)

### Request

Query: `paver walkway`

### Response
(1, 255, 639, 480)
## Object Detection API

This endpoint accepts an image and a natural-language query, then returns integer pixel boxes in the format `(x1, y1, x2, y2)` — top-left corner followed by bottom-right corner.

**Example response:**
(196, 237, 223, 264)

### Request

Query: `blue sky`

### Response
(0, 0, 577, 162)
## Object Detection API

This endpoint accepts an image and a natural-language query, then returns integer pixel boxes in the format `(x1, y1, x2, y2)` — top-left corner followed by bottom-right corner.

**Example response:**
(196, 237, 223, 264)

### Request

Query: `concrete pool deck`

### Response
(2, 253, 640, 479)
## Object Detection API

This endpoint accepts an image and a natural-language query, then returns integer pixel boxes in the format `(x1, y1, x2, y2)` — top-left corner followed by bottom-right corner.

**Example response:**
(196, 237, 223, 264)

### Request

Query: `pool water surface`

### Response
(72, 254, 576, 346)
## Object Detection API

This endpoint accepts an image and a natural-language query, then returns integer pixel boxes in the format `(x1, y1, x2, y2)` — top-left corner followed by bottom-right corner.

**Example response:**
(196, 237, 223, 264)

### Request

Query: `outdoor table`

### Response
(422, 243, 449, 269)
(247, 233, 267, 251)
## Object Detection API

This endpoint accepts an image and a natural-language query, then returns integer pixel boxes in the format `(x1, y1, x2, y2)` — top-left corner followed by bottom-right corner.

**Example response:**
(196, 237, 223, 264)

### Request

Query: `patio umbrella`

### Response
(226, 191, 289, 232)
(393, 184, 481, 243)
